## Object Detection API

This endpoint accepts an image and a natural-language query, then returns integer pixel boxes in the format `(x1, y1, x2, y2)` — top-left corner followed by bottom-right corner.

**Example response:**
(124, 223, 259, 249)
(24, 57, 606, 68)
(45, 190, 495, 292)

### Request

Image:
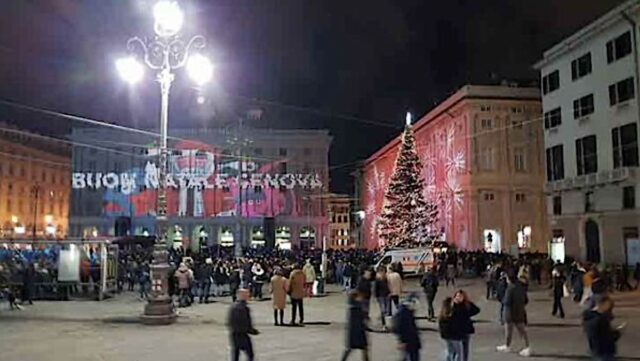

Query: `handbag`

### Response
(563, 284, 570, 298)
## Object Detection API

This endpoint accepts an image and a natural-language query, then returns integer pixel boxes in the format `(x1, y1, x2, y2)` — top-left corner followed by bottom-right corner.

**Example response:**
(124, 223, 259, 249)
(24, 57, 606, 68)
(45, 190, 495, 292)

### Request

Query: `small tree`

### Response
(377, 113, 439, 248)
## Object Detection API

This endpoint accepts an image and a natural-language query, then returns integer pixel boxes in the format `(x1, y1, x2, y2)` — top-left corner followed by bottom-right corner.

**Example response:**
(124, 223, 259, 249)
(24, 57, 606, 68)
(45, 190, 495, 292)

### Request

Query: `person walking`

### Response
(251, 262, 265, 300)
(229, 266, 241, 303)
(374, 266, 390, 331)
(452, 290, 480, 361)
(340, 290, 370, 361)
(343, 262, 354, 291)
(497, 273, 531, 357)
(387, 264, 403, 314)
(421, 267, 439, 321)
(495, 272, 508, 325)
(582, 295, 624, 361)
(197, 258, 213, 304)
(138, 262, 151, 301)
(270, 268, 287, 326)
(288, 263, 306, 325)
(356, 269, 373, 321)
(392, 295, 421, 361)
(175, 262, 194, 307)
(439, 297, 464, 361)
(446, 262, 457, 287)
(303, 259, 316, 297)
(551, 269, 566, 318)
(227, 289, 259, 361)
(21, 262, 35, 305)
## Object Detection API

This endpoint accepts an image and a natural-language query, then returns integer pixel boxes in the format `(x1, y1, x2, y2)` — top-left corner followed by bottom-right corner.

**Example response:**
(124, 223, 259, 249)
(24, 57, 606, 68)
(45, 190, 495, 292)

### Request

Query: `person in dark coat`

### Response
(392, 294, 421, 361)
(356, 269, 372, 320)
(21, 262, 35, 305)
(452, 290, 480, 361)
(229, 267, 241, 303)
(583, 295, 623, 361)
(227, 289, 259, 361)
(421, 267, 439, 320)
(374, 267, 390, 331)
(340, 290, 370, 361)
(551, 269, 565, 318)
(196, 259, 213, 303)
(439, 297, 464, 361)
(497, 273, 531, 357)
(495, 272, 508, 325)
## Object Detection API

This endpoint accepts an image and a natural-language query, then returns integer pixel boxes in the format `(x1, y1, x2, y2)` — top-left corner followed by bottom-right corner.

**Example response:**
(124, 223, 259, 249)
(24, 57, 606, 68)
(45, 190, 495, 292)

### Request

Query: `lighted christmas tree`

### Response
(377, 113, 439, 248)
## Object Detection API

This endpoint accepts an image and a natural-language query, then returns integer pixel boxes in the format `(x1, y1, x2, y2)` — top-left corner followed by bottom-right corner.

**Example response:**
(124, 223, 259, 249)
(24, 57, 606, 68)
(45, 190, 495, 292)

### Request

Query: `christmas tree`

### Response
(377, 113, 439, 248)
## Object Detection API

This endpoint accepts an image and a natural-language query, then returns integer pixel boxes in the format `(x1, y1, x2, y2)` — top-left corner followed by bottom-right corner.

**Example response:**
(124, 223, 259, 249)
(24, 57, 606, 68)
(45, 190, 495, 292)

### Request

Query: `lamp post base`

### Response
(140, 241, 176, 325)
(140, 296, 177, 325)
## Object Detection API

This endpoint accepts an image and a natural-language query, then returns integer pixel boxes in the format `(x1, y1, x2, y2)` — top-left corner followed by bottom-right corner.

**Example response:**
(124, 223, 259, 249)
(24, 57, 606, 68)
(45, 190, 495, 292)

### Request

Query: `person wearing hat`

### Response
(392, 294, 421, 361)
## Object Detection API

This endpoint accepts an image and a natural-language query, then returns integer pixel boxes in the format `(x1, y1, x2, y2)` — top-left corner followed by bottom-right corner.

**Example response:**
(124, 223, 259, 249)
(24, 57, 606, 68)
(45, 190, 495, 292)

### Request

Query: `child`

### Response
(439, 297, 463, 361)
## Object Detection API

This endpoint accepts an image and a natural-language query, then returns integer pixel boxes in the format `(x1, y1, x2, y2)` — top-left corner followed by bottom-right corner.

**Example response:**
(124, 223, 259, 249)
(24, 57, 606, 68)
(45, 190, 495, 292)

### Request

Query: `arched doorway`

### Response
(585, 219, 601, 263)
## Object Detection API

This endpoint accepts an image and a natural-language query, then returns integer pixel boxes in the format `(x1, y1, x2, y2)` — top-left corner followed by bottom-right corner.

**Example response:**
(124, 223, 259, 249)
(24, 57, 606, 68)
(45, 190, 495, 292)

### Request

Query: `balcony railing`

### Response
(544, 167, 635, 193)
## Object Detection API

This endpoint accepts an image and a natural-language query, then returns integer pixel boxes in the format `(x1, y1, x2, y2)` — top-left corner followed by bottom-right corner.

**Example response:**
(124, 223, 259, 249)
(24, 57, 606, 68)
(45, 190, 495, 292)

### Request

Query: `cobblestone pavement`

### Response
(1, 279, 639, 361)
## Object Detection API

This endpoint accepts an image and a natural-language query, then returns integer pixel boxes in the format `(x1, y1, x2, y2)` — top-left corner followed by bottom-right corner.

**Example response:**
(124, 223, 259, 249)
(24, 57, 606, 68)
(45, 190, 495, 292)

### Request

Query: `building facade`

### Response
(534, 0, 640, 264)
(69, 126, 332, 251)
(327, 194, 352, 249)
(0, 126, 71, 238)
(361, 85, 547, 253)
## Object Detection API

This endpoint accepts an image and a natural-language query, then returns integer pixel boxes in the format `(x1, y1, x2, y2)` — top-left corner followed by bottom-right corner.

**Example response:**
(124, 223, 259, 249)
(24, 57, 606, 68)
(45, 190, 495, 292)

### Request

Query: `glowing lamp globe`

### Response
(153, 1, 184, 37)
(116, 57, 144, 84)
(186, 54, 213, 85)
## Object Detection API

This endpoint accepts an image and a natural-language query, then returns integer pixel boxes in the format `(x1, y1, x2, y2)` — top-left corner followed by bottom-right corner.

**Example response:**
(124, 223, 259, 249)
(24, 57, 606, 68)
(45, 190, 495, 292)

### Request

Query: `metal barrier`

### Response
(0, 238, 119, 301)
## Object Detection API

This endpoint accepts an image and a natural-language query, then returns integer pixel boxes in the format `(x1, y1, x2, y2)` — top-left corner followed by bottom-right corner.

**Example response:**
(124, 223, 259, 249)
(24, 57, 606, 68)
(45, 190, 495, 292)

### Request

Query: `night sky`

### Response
(0, 0, 625, 193)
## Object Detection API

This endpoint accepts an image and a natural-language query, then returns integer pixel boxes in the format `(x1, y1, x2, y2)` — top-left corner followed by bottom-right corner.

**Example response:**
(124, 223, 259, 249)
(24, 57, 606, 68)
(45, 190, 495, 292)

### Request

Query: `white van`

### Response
(374, 247, 436, 276)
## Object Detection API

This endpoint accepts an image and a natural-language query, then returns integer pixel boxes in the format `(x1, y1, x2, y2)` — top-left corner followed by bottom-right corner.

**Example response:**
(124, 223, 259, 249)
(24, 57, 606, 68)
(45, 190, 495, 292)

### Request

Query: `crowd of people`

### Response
(2, 243, 638, 360)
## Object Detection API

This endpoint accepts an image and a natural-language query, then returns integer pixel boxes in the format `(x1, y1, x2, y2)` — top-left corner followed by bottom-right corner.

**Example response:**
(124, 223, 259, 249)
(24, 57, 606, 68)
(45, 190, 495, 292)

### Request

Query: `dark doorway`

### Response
(585, 219, 601, 263)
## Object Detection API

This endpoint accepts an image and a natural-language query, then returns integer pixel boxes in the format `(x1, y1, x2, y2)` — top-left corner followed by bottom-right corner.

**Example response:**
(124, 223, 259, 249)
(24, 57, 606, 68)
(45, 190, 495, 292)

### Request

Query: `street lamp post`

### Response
(31, 184, 40, 239)
(117, 1, 213, 325)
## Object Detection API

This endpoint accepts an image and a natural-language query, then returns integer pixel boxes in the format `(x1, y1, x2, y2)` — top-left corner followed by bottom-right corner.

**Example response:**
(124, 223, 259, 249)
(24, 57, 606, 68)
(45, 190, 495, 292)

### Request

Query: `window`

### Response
(280, 162, 287, 174)
(515, 193, 526, 203)
(480, 105, 491, 112)
(606, 31, 632, 63)
(585, 191, 595, 213)
(254, 148, 263, 156)
(542, 70, 560, 95)
(546, 145, 564, 181)
(544, 107, 562, 129)
(483, 192, 495, 201)
(612, 123, 639, 168)
(514, 147, 526, 172)
(279, 148, 287, 157)
(609, 77, 635, 105)
(511, 106, 523, 114)
(573, 94, 594, 119)
(553, 196, 562, 215)
(303, 148, 312, 156)
(571, 53, 592, 80)
(623, 186, 636, 209)
(575, 135, 598, 175)
(481, 119, 493, 129)
(480, 147, 496, 170)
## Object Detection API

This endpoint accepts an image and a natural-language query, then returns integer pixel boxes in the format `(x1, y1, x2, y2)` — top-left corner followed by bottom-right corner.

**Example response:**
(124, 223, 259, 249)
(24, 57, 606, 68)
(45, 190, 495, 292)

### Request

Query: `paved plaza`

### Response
(1, 279, 639, 361)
